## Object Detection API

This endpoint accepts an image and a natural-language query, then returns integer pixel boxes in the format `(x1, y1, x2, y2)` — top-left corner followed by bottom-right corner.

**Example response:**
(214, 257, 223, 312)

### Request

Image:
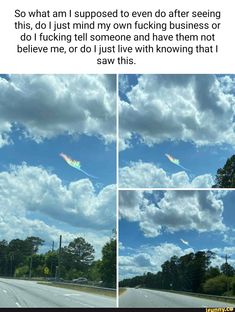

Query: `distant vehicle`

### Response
(72, 277, 88, 284)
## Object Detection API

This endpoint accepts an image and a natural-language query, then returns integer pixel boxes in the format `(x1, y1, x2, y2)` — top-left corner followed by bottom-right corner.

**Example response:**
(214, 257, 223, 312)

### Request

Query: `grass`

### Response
(37, 281, 116, 298)
(118, 288, 127, 296)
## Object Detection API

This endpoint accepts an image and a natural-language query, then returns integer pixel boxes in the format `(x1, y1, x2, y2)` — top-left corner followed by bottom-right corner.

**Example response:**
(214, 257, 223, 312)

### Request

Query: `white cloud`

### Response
(0, 164, 115, 257)
(0, 75, 116, 146)
(119, 190, 144, 221)
(210, 247, 235, 269)
(119, 75, 235, 150)
(119, 190, 226, 237)
(119, 243, 194, 279)
(119, 161, 214, 188)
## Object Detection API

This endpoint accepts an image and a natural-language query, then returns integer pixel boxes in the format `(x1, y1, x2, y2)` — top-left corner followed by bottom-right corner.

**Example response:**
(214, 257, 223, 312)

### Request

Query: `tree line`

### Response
(119, 251, 235, 296)
(0, 235, 116, 288)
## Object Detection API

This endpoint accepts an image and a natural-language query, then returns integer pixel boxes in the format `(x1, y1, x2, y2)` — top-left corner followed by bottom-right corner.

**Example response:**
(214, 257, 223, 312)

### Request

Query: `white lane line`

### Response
(15, 302, 21, 307)
(3, 289, 7, 293)
(144, 295, 148, 298)
(64, 294, 81, 297)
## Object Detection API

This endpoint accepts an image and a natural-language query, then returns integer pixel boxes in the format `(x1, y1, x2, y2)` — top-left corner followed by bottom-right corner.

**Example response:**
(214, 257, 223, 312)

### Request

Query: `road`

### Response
(0, 278, 116, 307)
(119, 288, 235, 308)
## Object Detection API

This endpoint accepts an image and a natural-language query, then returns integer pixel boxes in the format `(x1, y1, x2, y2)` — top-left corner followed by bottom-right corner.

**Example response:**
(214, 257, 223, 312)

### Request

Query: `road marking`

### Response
(64, 294, 81, 297)
(15, 302, 21, 307)
(144, 295, 148, 298)
(3, 289, 7, 293)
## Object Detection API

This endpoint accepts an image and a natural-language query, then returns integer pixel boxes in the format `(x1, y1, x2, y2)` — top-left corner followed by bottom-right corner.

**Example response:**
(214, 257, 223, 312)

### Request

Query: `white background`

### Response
(0, 0, 234, 73)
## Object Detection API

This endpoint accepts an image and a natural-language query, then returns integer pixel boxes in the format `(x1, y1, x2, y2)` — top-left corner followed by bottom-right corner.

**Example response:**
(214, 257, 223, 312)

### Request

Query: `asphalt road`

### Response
(119, 288, 235, 308)
(0, 278, 116, 307)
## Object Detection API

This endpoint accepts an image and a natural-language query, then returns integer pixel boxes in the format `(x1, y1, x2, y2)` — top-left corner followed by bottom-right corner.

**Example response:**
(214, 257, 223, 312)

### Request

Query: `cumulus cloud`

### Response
(0, 163, 115, 230)
(210, 246, 235, 269)
(119, 190, 226, 237)
(119, 243, 194, 279)
(0, 164, 115, 256)
(119, 190, 144, 221)
(0, 75, 116, 146)
(119, 161, 214, 188)
(119, 75, 235, 150)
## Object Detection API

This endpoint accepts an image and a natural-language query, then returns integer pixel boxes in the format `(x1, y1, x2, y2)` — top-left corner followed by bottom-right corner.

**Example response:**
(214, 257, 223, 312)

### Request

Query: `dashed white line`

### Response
(15, 302, 21, 307)
(64, 294, 81, 297)
(2, 289, 7, 293)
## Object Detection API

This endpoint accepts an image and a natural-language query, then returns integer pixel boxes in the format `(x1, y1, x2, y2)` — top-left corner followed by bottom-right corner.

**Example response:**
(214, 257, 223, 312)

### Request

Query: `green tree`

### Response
(221, 263, 235, 277)
(213, 155, 235, 187)
(15, 265, 29, 277)
(99, 238, 116, 288)
(24, 236, 44, 255)
(45, 250, 58, 277)
(203, 275, 231, 295)
(8, 239, 26, 275)
(87, 260, 102, 282)
(205, 266, 221, 279)
(60, 237, 95, 278)
(0, 240, 8, 276)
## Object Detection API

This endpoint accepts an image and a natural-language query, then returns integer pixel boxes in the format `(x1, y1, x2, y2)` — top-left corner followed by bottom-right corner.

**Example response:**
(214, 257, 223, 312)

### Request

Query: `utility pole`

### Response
(29, 255, 32, 279)
(222, 254, 231, 292)
(58, 235, 62, 280)
(50, 241, 54, 277)
(10, 254, 13, 277)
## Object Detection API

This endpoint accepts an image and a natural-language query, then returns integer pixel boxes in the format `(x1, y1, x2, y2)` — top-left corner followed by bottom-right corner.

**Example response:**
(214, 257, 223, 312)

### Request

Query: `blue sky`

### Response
(119, 190, 235, 279)
(119, 74, 235, 188)
(0, 125, 116, 187)
(0, 74, 116, 257)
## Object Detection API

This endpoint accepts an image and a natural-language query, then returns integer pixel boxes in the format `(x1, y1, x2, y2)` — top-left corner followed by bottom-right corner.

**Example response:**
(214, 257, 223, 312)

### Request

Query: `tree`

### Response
(67, 237, 94, 267)
(8, 239, 27, 275)
(203, 275, 232, 295)
(213, 155, 235, 188)
(0, 240, 8, 276)
(24, 236, 44, 255)
(221, 263, 235, 277)
(45, 250, 58, 277)
(99, 238, 116, 288)
(60, 237, 95, 278)
(205, 266, 220, 280)
(87, 260, 102, 282)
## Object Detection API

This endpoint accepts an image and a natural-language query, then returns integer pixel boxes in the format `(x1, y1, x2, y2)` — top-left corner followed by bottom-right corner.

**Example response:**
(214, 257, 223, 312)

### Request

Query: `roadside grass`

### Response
(37, 281, 116, 298)
(119, 288, 127, 296)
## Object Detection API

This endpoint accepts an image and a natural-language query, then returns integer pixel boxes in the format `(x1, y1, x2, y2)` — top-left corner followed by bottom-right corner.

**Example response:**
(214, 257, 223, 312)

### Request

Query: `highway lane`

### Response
(119, 288, 235, 308)
(0, 278, 116, 307)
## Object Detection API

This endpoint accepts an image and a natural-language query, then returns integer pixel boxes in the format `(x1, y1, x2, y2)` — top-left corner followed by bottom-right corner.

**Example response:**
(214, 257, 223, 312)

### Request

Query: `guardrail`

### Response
(141, 288, 235, 304)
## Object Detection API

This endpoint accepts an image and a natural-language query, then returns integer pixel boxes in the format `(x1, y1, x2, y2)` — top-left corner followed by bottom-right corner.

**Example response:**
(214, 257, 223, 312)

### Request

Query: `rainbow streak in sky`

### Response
(165, 153, 190, 171)
(60, 153, 97, 178)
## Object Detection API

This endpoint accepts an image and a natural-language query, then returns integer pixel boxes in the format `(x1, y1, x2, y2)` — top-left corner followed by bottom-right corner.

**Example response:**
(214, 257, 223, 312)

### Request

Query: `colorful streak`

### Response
(165, 153, 189, 171)
(60, 153, 97, 178)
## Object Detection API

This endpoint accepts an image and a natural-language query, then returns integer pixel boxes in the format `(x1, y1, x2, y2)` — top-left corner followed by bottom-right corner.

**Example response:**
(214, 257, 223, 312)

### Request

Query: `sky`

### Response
(119, 74, 235, 188)
(119, 190, 235, 280)
(0, 74, 116, 258)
